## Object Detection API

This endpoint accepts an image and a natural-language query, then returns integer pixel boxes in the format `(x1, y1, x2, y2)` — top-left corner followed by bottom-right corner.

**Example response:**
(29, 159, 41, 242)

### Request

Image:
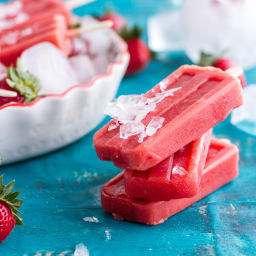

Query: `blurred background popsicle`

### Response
(0, 0, 95, 31)
(0, 14, 113, 66)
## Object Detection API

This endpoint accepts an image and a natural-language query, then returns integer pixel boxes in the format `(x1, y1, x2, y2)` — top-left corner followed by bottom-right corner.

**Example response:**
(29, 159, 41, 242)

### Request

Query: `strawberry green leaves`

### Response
(6, 59, 41, 103)
(0, 175, 23, 226)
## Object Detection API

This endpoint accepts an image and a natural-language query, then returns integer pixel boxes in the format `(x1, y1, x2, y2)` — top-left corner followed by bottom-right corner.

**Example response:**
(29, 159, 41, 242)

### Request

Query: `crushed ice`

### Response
(105, 87, 181, 142)
(172, 165, 188, 176)
(83, 216, 99, 223)
(74, 243, 90, 256)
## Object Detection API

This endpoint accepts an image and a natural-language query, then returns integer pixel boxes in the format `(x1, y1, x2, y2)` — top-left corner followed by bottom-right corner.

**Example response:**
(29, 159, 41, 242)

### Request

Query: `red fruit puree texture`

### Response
(124, 129, 212, 201)
(101, 139, 239, 225)
(0, 14, 71, 66)
(94, 65, 243, 171)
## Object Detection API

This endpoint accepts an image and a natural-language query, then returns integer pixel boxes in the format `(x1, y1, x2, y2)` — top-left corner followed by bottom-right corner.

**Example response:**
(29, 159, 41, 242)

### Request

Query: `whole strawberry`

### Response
(119, 26, 151, 76)
(0, 175, 23, 242)
(99, 10, 126, 31)
(0, 59, 41, 107)
(198, 52, 246, 88)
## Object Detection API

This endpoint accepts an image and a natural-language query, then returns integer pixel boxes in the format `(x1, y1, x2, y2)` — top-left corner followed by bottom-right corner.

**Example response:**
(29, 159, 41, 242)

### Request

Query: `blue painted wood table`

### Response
(1, 0, 256, 255)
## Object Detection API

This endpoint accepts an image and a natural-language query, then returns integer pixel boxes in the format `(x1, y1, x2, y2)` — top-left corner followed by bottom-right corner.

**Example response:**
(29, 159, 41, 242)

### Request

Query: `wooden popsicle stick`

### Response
(66, 20, 113, 38)
(0, 89, 17, 97)
(65, 0, 96, 10)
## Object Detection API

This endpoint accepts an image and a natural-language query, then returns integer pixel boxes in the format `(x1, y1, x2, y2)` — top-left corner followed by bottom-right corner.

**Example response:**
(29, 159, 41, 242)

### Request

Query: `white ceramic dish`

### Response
(0, 22, 129, 165)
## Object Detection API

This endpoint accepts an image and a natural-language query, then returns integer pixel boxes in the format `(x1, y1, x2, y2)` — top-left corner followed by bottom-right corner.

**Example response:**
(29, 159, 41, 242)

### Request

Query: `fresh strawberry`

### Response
(198, 52, 246, 88)
(99, 11, 126, 31)
(119, 26, 151, 76)
(0, 175, 23, 242)
(0, 59, 41, 107)
(212, 58, 246, 88)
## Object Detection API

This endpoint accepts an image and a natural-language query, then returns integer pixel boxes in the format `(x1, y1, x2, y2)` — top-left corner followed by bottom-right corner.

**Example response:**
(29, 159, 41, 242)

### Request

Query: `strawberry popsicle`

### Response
(124, 129, 212, 200)
(0, 0, 72, 31)
(94, 65, 243, 170)
(101, 139, 239, 225)
(0, 14, 72, 66)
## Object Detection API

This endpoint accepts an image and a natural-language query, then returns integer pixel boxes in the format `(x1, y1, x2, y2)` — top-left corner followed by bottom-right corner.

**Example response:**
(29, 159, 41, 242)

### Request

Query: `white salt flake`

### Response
(21, 28, 32, 37)
(83, 216, 99, 223)
(108, 120, 119, 131)
(159, 79, 168, 91)
(146, 116, 165, 136)
(172, 165, 188, 176)
(74, 243, 89, 256)
(105, 87, 181, 143)
(120, 122, 145, 139)
(105, 230, 111, 240)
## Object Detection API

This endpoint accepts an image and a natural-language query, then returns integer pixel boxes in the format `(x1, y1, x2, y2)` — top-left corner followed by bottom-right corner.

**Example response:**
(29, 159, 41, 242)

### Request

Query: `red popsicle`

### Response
(94, 65, 243, 170)
(124, 129, 212, 200)
(0, 0, 72, 31)
(0, 14, 72, 66)
(101, 138, 239, 225)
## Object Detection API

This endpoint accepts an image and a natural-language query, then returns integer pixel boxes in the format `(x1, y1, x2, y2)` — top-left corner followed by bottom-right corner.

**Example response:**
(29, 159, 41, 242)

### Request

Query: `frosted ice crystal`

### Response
(83, 216, 99, 223)
(108, 120, 120, 131)
(120, 122, 145, 139)
(159, 79, 168, 92)
(146, 116, 165, 136)
(105, 87, 181, 142)
(74, 243, 89, 256)
(172, 165, 188, 176)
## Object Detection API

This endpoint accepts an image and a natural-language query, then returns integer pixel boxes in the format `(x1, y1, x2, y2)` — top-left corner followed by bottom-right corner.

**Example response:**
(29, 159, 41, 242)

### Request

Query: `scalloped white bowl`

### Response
(0, 29, 129, 165)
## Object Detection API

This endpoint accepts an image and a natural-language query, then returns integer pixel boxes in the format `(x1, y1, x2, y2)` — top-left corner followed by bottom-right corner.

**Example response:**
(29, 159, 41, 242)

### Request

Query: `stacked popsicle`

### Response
(94, 65, 243, 225)
(0, 0, 113, 66)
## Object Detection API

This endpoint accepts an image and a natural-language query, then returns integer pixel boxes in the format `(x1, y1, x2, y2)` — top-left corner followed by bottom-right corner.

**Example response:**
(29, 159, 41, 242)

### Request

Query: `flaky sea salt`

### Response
(108, 119, 119, 131)
(159, 79, 168, 91)
(172, 165, 188, 176)
(105, 87, 181, 143)
(105, 230, 111, 240)
(146, 116, 165, 136)
(83, 216, 99, 223)
(74, 243, 89, 256)
(1, 27, 32, 46)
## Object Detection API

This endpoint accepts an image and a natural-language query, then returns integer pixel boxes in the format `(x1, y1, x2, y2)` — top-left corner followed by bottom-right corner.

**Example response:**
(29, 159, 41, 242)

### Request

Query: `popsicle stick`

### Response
(65, 0, 96, 10)
(0, 89, 17, 97)
(66, 20, 113, 38)
(226, 67, 243, 77)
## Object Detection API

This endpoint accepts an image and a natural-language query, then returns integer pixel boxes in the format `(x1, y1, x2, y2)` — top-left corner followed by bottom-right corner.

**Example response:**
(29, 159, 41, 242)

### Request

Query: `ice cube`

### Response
(146, 116, 165, 136)
(69, 55, 97, 84)
(147, 10, 184, 52)
(72, 37, 89, 55)
(92, 55, 110, 75)
(79, 16, 113, 55)
(231, 86, 256, 124)
(172, 165, 188, 176)
(181, 0, 256, 69)
(74, 243, 89, 256)
(20, 42, 79, 94)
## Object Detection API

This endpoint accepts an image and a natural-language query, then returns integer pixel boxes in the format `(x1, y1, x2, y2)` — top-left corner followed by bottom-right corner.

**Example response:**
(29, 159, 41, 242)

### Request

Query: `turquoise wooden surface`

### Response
(1, 0, 256, 255)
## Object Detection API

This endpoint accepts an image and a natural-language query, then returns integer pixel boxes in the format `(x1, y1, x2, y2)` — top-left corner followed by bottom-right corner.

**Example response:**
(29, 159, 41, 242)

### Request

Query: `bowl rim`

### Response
(0, 33, 128, 111)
